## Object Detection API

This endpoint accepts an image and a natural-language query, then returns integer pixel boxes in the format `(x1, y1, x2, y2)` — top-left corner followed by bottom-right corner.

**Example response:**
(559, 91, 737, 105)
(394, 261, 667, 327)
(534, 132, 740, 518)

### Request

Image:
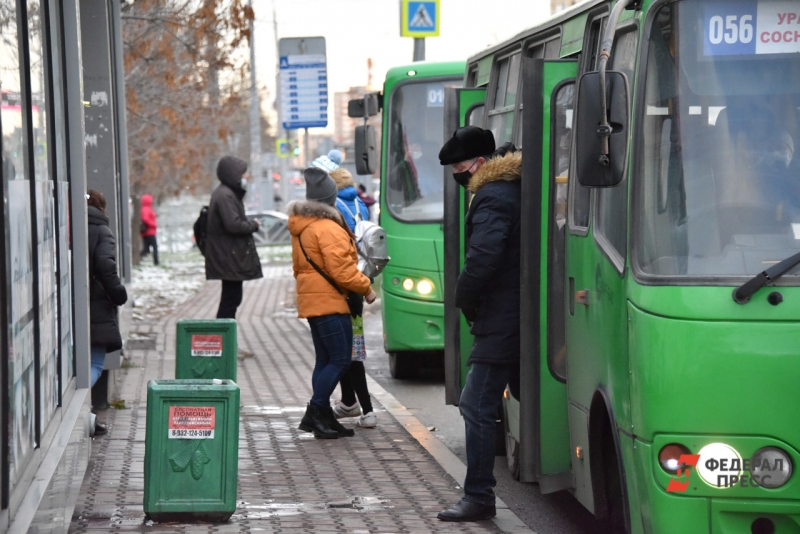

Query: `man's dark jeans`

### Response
(308, 314, 352, 409)
(459, 362, 518, 506)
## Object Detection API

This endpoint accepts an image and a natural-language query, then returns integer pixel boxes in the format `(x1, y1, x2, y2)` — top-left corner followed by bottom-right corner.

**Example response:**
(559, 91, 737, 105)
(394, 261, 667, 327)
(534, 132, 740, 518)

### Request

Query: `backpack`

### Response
(193, 206, 209, 256)
(354, 220, 390, 278)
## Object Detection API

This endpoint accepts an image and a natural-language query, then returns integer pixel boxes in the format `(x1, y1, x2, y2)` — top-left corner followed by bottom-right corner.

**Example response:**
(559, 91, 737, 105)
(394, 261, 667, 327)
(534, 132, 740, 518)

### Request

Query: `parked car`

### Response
(247, 210, 290, 245)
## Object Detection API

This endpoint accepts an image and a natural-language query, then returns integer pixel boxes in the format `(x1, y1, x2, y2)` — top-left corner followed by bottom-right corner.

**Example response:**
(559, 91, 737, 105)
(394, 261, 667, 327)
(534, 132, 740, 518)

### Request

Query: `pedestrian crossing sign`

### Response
(401, 0, 439, 38)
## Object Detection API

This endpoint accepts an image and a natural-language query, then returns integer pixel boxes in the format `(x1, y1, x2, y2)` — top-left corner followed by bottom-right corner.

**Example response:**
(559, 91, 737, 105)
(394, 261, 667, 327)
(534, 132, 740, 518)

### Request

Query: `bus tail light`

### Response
(658, 443, 691, 473)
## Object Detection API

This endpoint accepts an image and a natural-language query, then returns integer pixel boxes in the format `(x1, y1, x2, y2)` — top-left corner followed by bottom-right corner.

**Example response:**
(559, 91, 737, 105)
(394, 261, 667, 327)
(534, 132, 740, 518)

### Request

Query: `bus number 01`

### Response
(709, 14, 754, 45)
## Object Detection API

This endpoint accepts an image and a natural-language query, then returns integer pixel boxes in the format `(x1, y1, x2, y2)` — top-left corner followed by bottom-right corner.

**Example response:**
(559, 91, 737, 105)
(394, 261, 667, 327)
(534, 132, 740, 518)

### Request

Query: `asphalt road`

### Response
(361, 301, 603, 534)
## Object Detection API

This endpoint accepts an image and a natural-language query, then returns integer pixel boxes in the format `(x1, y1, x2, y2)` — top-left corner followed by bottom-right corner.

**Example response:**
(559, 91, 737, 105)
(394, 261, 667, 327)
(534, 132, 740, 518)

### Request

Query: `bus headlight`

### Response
(658, 443, 691, 473)
(750, 447, 792, 488)
(417, 280, 433, 295)
(697, 442, 742, 488)
(402, 278, 414, 291)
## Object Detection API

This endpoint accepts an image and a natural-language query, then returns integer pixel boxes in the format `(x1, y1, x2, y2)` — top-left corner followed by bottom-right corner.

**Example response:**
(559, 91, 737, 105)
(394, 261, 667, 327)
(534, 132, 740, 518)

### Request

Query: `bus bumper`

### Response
(380, 290, 444, 352)
(633, 440, 800, 534)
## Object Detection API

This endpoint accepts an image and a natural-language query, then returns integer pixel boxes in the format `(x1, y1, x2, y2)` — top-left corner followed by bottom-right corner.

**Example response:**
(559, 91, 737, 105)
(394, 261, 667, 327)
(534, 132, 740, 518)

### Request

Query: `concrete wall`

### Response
(2, 0, 130, 531)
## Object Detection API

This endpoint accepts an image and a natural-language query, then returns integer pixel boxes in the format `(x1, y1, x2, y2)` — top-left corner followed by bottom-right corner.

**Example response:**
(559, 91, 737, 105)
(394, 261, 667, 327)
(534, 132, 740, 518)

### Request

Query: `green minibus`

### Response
(377, 61, 465, 378)
(443, 0, 800, 531)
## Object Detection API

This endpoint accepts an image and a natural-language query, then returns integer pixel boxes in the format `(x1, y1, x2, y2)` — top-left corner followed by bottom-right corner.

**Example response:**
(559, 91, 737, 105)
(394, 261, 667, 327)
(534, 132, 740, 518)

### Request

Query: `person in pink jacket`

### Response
(140, 194, 159, 265)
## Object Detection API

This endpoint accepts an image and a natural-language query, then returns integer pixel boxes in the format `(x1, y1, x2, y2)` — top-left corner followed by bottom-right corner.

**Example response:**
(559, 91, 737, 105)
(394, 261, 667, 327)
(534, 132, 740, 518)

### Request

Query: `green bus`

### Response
(443, 0, 800, 532)
(377, 61, 465, 378)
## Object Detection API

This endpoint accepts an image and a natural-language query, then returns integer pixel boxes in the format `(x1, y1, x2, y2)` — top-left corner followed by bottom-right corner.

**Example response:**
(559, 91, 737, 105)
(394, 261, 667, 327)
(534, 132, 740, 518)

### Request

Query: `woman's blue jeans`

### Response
(308, 314, 352, 409)
(90, 345, 107, 387)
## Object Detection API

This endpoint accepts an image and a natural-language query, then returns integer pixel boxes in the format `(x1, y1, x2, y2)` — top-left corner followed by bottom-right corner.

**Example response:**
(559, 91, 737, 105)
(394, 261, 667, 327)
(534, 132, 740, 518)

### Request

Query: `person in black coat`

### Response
(87, 190, 128, 435)
(436, 127, 522, 523)
(205, 156, 263, 318)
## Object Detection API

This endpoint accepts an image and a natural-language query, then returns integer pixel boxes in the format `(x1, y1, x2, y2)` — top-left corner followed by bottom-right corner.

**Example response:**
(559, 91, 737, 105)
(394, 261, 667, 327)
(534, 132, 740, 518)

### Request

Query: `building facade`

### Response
(0, 1, 130, 531)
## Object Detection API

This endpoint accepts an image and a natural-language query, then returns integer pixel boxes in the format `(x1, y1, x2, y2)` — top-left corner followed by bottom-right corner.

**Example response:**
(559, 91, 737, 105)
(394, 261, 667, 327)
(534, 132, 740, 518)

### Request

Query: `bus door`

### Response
(443, 87, 486, 405)
(517, 58, 576, 490)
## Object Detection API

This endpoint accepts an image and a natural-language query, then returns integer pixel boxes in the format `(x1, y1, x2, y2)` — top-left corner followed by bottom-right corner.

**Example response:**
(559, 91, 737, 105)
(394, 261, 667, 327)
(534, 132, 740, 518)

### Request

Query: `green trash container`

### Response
(144, 379, 239, 522)
(175, 319, 237, 381)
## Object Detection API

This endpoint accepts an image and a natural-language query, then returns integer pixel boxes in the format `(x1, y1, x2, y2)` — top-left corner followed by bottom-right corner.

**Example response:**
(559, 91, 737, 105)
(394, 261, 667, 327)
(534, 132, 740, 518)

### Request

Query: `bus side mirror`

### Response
(355, 125, 377, 175)
(575, 71, 629, 187)
(348, 94, 380, 118)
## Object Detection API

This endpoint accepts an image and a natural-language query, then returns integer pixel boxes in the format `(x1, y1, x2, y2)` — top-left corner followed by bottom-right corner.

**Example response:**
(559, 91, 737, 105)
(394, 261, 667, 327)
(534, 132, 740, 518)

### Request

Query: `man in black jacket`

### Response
(206, 156, 263, 318)
(437, 126, 522, 522)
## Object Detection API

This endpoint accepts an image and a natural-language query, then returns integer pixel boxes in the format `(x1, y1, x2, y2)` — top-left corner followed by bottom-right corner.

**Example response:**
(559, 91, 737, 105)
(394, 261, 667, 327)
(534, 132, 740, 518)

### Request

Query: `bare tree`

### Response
(122, 0, 264, 204)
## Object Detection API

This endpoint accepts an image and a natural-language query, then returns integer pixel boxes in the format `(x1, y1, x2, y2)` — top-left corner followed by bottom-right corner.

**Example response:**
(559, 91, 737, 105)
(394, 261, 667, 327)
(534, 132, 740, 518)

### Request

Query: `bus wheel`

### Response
(389, 352, 416, 379)
(503, 399, 520, 480)
(601, 424, 628, 533)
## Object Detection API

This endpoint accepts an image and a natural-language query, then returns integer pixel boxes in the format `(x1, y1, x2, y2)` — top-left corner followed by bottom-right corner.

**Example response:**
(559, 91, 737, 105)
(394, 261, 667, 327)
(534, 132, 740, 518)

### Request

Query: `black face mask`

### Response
(453, 170, 472, 187)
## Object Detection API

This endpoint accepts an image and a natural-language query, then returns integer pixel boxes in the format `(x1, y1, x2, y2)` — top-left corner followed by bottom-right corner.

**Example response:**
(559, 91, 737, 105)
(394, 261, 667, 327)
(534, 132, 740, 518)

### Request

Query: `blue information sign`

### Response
(279, 53, 328, 129)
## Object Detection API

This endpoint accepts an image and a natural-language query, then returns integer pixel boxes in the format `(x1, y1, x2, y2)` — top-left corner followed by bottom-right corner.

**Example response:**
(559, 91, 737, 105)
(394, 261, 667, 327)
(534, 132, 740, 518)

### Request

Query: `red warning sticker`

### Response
(168, 406, 215, 439)
(191, 334, 222, 357)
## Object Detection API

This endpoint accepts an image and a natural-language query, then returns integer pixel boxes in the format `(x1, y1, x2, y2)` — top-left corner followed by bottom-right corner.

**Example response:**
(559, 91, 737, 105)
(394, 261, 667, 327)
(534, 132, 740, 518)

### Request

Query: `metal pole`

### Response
(274, 2, 290, 209)
(413, 37, 425, 62)
(248, 0, 271, 210)
(304, 128, 311, 167)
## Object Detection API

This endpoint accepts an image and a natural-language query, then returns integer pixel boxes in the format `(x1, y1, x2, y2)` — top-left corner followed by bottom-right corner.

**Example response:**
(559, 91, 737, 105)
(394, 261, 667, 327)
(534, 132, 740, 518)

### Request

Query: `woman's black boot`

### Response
(299, 404, 338, 439)
(323, 407, 355, 437)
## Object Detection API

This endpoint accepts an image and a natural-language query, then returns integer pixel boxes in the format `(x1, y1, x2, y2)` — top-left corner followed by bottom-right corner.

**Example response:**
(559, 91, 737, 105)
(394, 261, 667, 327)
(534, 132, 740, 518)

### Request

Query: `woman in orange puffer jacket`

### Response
(289, 167, 376, 439)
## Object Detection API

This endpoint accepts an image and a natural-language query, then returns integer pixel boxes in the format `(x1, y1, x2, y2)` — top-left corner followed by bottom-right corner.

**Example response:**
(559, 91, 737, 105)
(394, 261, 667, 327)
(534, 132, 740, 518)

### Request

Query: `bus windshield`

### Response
(385, 78, 461, 222)
(636, 0, 800, 281)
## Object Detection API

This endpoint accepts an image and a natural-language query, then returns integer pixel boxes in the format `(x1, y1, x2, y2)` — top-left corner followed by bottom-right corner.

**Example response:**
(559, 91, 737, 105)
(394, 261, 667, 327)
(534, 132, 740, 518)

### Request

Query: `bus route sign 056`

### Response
(703, 0, 800, 56)
(278, 37, 328, 130)
(400, 0, 439, 38)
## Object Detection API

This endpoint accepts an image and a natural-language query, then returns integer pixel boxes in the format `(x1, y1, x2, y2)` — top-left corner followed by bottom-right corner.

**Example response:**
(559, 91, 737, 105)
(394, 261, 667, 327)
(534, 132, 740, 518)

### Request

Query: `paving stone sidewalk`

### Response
(69, 266, 501, 533)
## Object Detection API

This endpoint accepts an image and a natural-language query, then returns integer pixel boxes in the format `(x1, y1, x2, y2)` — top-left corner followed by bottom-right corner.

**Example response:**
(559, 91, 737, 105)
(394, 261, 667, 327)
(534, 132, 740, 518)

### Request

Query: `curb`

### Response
(366, 374, 535, 534)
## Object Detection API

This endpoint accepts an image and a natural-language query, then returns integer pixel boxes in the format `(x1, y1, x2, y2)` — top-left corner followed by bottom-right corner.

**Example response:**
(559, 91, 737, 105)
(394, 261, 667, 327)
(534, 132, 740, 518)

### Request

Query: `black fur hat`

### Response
(438, 126, 496, 165)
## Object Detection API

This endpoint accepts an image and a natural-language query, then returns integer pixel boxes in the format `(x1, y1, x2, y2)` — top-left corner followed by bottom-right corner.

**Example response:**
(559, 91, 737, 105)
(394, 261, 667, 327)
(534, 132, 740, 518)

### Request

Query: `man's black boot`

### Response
(322, 407, 355, 437)
(437, 500, 496, 522)
(298, 404, 338, 439)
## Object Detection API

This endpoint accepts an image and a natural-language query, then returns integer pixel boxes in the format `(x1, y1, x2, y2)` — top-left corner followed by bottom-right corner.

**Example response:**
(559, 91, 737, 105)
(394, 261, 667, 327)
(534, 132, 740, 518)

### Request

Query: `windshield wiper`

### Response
(733, 250, 800, 304)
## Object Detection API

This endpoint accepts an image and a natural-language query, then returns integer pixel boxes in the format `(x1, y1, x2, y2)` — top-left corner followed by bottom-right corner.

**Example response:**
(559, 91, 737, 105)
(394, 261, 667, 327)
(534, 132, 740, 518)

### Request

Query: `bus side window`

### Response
(594, 27, 638, 270)
(544, 36, 561, 59)
(549, 81, 576, 380)
(466, 104, 485, 128)
(466, 67, 478, 88)
(487, 52, 520, 144)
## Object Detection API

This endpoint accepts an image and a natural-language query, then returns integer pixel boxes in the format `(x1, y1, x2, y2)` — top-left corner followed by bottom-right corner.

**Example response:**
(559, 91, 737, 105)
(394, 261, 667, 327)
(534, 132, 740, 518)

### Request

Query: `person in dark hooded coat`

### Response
(436, 127, 522, 523)
(205, 156, 263, 318)
(87, 189, 128, 435)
